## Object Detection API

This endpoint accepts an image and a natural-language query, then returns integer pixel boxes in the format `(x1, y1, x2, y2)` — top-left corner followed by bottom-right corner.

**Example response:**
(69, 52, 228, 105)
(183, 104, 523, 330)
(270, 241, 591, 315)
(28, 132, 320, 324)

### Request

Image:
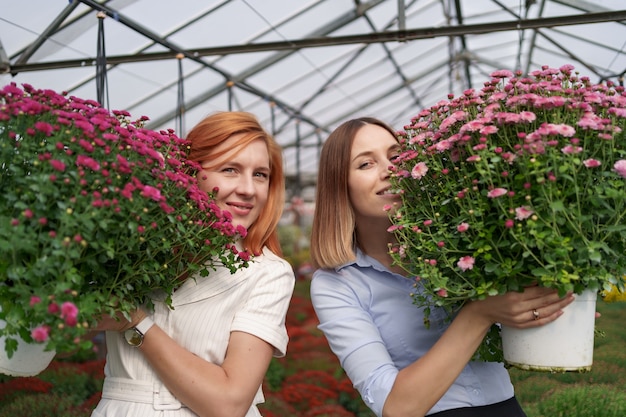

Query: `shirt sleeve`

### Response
(231, 250, 295, 358)
(310, 269, 398, 417)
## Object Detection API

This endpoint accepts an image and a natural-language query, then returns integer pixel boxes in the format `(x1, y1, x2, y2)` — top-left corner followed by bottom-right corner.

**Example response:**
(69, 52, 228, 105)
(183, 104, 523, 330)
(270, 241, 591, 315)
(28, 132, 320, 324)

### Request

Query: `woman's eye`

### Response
(254, 171, 269, 179)
(390, 154, 400, 162)
(358, 161, 372, 169)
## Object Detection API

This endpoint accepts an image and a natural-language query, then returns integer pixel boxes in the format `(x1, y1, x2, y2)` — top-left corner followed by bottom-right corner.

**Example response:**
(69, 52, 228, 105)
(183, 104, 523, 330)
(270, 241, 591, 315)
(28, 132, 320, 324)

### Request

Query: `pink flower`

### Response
(479, 125, 498, 135)
(561, 145, 583, 154)
(613, 160, 626, 179)
(505, 219, 515, 228)
(31, 326, 50, 343)
(583, 159, 601, 168)
(34, 121, 54, 136)
(49, 159, 66, 172)
(554, 124, 576, 137)
(436, 288, 448, 297)
(490, 69, 513, 79)
(411, 162, 428, 179)
(76, 154, 100, 171)
(141, 185, 163, 201)
(78, 139, 94, 152)
(519, 111, 536, 122)
(487, 188, 507, 198)
(30, 296, 42, 306)
(515, 206, 534, 220)
(457, 256, 475, 271)
(457, 222, 469, 232)
(60, 301, 79, 326)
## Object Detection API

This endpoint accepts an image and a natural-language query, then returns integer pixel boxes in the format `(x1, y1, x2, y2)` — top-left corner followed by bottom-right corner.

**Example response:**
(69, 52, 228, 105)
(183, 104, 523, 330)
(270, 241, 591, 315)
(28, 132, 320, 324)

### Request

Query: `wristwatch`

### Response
(123, 317, 154, 347)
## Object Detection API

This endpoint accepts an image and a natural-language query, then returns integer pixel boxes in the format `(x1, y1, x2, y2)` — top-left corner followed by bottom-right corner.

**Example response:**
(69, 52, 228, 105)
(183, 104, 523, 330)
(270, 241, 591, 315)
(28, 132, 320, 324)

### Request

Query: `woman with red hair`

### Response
(92, 112, 295, 417)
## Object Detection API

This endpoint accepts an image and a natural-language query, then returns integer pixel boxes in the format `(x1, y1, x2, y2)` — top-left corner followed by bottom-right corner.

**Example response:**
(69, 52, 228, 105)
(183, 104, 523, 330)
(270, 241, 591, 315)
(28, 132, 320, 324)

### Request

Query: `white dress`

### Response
(91, 247, 295, 417)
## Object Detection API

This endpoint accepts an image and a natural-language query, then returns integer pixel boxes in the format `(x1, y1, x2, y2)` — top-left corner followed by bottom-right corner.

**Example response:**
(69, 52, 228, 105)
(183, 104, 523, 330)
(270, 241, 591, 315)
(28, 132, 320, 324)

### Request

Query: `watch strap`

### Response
(134, 317, 155, 335)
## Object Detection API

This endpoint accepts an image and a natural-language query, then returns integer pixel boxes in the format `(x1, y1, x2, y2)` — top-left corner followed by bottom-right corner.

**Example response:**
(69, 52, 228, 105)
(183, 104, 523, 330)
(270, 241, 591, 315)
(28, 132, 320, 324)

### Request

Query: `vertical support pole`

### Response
(96, 11, 109, 108)
(176, 53, 186, 136)
(226, 81, 235, 111)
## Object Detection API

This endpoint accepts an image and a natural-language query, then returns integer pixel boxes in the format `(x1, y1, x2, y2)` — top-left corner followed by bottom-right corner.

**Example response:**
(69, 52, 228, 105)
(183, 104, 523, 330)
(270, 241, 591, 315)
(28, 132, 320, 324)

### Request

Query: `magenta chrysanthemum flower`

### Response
(34, 121, 54, 136)
(49, 159, 66, 172)
(31, 326, 50, 343)
(140, 185, 163, 201)
(60, 302, 79, 326)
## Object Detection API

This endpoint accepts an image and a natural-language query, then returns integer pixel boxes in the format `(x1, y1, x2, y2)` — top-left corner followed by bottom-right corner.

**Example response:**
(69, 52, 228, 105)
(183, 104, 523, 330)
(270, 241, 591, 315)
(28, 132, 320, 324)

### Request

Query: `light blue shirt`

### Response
(310, 248, 514, 417)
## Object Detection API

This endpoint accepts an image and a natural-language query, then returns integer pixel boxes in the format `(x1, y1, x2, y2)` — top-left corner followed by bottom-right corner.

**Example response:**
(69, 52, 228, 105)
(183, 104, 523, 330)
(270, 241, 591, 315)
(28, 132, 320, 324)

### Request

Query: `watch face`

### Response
(124, 328, 143, 347)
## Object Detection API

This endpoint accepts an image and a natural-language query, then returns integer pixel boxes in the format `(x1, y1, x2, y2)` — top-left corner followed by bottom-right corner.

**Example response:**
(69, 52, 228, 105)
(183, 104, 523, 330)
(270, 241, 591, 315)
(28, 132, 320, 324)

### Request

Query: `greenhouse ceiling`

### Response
(2, 0, 626, 200)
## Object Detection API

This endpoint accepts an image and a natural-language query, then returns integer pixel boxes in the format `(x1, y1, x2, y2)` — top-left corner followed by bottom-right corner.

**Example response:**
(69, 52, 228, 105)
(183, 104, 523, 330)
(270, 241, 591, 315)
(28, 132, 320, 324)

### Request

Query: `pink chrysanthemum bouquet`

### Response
(389, 65, 626, 360)
(0, 83, 249, 357)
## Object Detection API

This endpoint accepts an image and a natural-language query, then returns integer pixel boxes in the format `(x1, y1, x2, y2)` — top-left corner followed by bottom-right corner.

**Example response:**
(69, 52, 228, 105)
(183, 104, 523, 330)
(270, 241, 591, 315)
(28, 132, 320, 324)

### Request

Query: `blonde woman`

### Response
(310, 117, 573, 417)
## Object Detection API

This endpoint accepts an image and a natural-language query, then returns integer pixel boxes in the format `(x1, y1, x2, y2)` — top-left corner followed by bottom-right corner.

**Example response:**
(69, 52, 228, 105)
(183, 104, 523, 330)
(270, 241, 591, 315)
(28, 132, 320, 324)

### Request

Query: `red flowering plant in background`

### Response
(0, 83, 249, 357)
(388, 65, 626, 360)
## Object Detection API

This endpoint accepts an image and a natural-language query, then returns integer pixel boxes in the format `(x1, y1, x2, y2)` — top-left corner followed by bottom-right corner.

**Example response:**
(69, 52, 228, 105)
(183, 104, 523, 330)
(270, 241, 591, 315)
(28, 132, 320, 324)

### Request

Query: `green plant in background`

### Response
(527, 385, 626, 417)
(0, 83, 249, 357)
(389, 65, 626, 360)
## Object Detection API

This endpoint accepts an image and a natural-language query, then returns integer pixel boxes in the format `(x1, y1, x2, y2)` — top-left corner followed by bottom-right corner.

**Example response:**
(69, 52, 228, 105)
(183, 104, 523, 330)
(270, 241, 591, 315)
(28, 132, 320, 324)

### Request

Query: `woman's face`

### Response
(348, 124, 402, 221)
(198, 135, 270, 230)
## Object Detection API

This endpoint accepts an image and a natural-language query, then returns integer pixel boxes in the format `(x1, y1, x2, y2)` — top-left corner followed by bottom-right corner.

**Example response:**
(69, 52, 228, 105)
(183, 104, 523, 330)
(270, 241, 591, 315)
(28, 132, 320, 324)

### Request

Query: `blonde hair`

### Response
(310, 117, 397, 269)
(186, 111, 285, 256)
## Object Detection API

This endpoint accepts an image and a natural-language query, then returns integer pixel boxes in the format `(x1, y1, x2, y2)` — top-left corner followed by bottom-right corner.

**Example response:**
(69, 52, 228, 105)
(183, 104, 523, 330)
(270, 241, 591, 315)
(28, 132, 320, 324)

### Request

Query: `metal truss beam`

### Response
(6, 10, 625, 74)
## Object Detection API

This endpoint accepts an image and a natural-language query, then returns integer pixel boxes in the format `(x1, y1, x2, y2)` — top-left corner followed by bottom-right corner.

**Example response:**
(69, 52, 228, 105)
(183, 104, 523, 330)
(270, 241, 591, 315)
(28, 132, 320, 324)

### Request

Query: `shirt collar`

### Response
(336, 246, 390, 275)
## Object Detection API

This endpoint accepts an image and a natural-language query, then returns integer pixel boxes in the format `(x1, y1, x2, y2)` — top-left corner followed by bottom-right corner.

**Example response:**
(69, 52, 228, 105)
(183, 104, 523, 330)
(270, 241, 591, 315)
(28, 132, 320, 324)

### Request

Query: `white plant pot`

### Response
(500, 289, 597, 372)
(0, 319, 56, 377)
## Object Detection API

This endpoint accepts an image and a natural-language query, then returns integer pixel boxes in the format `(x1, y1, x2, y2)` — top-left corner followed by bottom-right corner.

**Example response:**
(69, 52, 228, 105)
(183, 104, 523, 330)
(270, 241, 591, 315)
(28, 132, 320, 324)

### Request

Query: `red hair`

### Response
(186, 112, 285, 256)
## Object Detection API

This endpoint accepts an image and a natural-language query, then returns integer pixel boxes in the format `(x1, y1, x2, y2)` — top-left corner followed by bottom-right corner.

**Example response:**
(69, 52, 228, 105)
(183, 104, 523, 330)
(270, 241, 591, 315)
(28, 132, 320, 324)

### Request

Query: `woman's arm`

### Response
(139, 326, 274, 417)
(94, 255, 294, 417)
(382, 286, 574, 417)
(94, 311, 274, 417)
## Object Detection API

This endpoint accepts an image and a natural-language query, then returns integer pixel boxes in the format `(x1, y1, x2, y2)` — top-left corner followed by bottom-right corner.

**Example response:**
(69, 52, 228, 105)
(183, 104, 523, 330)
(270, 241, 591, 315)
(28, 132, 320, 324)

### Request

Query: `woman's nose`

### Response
(381, 159, 393, 179)
(235, 175, 255, 196)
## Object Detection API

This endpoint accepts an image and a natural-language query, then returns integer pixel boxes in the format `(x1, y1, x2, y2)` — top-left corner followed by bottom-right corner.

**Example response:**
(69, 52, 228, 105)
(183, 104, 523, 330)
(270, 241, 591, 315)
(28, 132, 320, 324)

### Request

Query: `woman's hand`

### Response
(467, 285, 575, 329)
(92, 309, 147, 332)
